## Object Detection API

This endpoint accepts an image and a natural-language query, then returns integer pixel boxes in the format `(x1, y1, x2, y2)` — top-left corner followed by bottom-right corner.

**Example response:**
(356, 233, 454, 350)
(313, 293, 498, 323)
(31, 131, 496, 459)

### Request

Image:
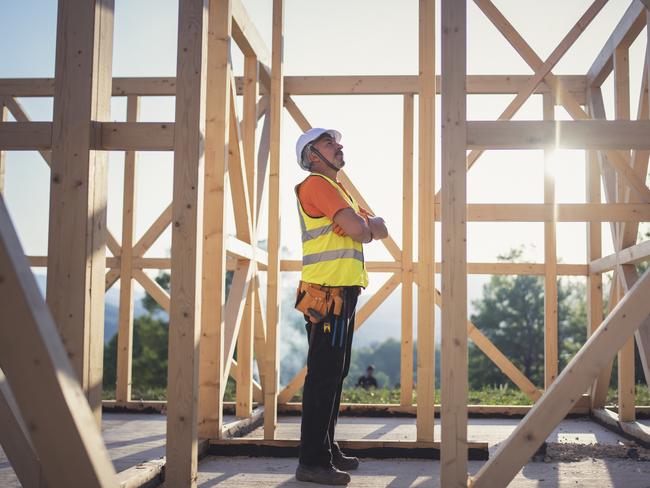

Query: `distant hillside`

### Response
(34, 273, 147, 344)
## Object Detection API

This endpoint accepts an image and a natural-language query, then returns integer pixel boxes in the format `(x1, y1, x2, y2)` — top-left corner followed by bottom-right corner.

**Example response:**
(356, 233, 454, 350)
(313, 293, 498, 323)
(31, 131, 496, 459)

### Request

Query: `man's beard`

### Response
(335, 152, 345, 168)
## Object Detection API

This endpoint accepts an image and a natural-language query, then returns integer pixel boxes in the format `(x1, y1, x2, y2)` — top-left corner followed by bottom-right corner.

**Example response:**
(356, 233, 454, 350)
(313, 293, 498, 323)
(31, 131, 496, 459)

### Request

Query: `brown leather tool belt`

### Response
(295, 281, 345, 324)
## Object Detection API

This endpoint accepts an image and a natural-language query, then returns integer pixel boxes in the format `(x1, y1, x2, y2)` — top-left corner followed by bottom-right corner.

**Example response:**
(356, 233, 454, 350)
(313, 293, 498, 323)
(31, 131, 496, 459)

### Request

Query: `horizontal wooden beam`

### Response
(0, 75, 588, 102)
(102, 397, 597, 417)
(208, 438, 489, 460)
(467, 120, 650, 150)
(0, 122, 51, 149)
(592, 407, 650, 446)
(132, 257, 172, 269)
(450, 203, 650, 222)
(0, 122, 175, 151)
(27, 255, 589, 276)
(454, 262, 588, 276)
(100, 122, 174, 150)
(587, 1, 646, 86)
(20, 116, 650, 155)
(590, 239, 650, 273)
(283, 75, 586, 98)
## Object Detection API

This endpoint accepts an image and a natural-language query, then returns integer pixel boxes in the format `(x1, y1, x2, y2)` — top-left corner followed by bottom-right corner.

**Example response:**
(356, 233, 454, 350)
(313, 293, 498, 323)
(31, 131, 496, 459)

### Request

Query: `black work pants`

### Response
(299, 286, 359, 467)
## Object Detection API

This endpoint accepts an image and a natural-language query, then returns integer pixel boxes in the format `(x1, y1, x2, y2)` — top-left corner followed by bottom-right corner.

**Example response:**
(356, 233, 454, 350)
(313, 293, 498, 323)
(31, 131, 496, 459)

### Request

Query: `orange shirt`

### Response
(298, 175, 368, 220)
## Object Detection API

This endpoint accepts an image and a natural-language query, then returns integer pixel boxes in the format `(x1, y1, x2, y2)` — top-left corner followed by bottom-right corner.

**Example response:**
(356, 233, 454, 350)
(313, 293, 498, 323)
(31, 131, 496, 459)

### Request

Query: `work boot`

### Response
(295, 463, 351, 485)
(332, 452, 359, 471)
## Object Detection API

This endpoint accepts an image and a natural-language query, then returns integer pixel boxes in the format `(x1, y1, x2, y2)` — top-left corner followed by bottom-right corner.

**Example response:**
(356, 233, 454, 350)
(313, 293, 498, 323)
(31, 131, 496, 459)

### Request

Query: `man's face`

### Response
(311, 134, 344, 167)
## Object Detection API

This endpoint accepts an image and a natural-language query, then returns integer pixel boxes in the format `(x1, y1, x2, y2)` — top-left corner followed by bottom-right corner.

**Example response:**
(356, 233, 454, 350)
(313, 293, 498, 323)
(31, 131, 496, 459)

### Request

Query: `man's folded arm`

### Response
(333, 208, 371, 243)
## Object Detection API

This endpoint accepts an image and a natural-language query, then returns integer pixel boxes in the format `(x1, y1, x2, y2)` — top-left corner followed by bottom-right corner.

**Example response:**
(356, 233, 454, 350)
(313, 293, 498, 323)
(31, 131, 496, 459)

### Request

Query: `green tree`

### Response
(468, 249, 586, 390)
(344, 338, 403, 389)
(103, 269, 233, 396)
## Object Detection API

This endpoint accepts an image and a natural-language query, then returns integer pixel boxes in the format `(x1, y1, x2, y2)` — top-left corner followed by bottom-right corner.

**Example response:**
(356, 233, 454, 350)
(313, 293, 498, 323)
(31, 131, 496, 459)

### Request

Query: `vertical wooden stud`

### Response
(543, 93, 558, 388)
(166, 0, 209, 484)
(46, 0, 114, 425)
(236, 55, 259, 418)
(0, 99, 6, 194)
(264, 0, 284, 440)
(416, 0, 436, 443)
(441, 0, 467, 485)
(401, 93, 414, 407)
(585, 148, 603, 369)
(614, 46, 635, 421)
(116, 95, 139, 404)
(199, 0, 231, 440)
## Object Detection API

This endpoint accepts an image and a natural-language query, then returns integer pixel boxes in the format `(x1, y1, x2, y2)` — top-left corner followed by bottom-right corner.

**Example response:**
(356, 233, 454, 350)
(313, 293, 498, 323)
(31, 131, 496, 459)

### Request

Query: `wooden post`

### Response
(472, 266, 650, 487)
(543, 93, 558, 388)
(588, 87, 619, 408)
(585, 148, 603, 404)
(0, 197, 117, 487)
(236, 54, 258, 418)
(614, 46, 635, 421)
(46, 0, 114, 425)
(166, 0, 209, 484)
(264, 0, 283, 440)
(199, 0, 231, 440)
(0, 99, 6, 194)
(416, 0, 436, 443)
(116, 95, 139, 404)
(441, 0, 467, 485)
(401, 93, 414, 407)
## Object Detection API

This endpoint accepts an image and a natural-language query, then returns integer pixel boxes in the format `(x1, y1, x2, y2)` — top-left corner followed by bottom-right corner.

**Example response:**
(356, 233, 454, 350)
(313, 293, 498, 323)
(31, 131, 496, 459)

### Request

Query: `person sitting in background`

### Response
(356, 365, 378, 390)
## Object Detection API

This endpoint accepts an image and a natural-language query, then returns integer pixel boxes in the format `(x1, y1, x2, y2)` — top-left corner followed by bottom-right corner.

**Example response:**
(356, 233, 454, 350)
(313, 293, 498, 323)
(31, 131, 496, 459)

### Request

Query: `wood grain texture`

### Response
(198, 0, 231, 441)
(416, 0, 436, 444)
(116, 95, 139, 404)
(0, 197, 117, 487)
(440, 0, 468, 484)
(264, 0, 284, 440)
(166, 0, 209, 484)
(46, 0, 114, 426)
(401, 94, 414, 407)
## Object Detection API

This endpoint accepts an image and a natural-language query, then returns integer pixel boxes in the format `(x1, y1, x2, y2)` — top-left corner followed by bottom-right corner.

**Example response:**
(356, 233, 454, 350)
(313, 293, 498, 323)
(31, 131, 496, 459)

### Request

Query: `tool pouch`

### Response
(295, 281, 343, 324)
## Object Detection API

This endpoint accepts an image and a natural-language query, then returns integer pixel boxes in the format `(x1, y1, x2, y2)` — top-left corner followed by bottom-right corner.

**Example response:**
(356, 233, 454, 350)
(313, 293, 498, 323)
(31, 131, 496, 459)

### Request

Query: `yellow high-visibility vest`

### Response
(295, 173, 369, 288)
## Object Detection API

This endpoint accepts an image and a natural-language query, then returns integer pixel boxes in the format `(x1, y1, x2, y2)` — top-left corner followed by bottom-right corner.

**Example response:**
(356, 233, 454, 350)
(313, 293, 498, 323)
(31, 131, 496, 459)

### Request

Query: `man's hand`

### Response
(333, 222, 347, 236)
(368, 216, 388, 240)
(358, 207, 374, 222)
(332, 208, 388, 243)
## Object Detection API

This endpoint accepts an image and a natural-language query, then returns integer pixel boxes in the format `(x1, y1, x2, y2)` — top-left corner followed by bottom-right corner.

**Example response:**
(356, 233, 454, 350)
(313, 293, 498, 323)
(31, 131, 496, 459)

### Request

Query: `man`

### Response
(293, 128, 388, 485)
(356, 365, 378, 390)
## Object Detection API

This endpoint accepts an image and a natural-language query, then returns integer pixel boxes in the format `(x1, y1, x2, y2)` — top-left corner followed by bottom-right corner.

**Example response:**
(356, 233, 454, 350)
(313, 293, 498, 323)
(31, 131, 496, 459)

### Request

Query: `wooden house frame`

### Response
(2, 0, 650, 486)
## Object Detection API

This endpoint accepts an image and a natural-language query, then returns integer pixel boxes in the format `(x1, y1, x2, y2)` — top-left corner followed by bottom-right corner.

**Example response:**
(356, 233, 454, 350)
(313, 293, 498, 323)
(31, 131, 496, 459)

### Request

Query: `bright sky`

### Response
(2, 0, 649, 344)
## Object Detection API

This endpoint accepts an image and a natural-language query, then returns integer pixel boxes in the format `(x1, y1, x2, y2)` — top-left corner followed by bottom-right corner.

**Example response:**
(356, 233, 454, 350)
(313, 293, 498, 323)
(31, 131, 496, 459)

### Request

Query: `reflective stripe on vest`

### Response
(295, 174, 368, 288)
(301, 223, 333, 242)
(303, 248, 364, 266)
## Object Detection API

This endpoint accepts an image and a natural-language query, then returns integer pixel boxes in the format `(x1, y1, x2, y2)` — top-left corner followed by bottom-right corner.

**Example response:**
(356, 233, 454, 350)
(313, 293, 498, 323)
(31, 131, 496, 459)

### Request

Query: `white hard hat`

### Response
(295, 128, 342, 170)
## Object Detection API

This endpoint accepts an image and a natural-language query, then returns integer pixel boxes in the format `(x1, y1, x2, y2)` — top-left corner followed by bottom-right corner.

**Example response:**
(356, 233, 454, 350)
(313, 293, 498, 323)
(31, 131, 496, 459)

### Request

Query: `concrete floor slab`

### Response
(196, 456, 650, 487)
(1, 413, 649, 487)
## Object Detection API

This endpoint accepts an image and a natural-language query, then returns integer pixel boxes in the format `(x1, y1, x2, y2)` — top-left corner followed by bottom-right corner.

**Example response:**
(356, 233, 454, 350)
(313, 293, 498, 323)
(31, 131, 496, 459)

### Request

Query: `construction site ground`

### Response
(2, 412, 650, 487)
